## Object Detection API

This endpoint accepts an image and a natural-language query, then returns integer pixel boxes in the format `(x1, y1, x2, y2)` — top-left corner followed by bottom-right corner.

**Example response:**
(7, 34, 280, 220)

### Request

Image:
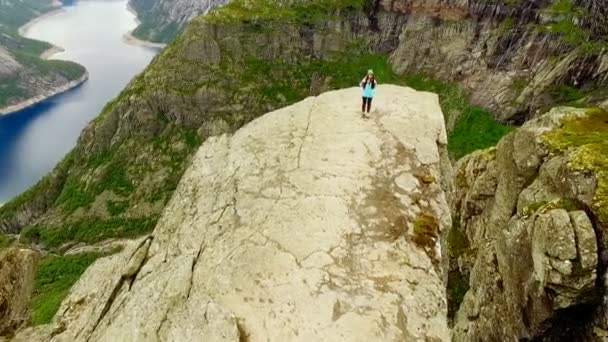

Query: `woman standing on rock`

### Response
(361, 69, 377, 118)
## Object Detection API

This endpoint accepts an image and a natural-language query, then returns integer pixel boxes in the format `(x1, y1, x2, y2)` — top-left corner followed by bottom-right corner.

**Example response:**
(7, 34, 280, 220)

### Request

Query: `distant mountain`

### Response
(0, 0, 86, 114)
(129, 0, 229, 43)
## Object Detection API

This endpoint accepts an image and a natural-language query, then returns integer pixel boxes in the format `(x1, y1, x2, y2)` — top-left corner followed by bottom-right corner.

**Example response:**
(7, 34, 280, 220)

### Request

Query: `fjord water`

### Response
(0, 0, 158, 202)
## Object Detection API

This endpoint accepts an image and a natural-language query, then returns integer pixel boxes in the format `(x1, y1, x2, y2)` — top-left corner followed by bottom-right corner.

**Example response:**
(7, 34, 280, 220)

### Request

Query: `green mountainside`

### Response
(0, 0, 86, 110)
(129, 0, 228, 43)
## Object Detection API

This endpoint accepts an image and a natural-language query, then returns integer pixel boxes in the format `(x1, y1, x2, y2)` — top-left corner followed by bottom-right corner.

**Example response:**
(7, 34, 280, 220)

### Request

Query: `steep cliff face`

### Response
(385, 0, 608, 123)
(13, 86, 451, 342)
(447, 107, 608, 340)
(129, 0, 229, 43)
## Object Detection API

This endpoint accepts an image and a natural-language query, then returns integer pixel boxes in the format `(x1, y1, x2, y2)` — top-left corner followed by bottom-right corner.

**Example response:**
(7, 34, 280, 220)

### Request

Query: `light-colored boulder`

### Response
(19, 86, 450, 341)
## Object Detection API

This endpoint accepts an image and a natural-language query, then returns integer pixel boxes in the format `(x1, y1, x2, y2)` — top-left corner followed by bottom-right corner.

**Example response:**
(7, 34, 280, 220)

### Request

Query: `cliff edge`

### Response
(13, 85, 451, 341)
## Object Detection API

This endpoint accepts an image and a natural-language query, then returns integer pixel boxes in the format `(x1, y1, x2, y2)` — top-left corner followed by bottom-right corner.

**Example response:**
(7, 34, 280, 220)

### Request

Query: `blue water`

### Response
(0, 0, 159, 202)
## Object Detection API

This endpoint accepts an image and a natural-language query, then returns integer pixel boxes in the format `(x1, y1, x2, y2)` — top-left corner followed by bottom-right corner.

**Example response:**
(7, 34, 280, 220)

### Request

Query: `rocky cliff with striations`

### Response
(13, 86, 451, 341)
(131, 0, 608, 121)
(129, 0, 229, 43)
(447, 106, 608, 340)
(384, 0, 608, 123)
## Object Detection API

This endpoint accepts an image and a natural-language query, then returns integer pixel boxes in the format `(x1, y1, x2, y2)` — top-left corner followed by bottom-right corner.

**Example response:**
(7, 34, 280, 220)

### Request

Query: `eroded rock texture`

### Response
(384, 0, 608, 123)
(15, 86, 451, 341)
(0, 248, 40, 338)
(448, 107, 608, 341)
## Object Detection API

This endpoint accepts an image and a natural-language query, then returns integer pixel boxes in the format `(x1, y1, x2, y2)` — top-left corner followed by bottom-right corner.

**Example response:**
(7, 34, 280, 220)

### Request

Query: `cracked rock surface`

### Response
(16, 85, 450, 341)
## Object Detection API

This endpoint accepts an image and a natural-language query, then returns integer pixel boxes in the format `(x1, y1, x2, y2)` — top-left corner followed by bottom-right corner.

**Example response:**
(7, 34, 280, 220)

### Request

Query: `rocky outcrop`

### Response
(0, 48, 21, 75)
(129, 0, 229, 42)
(0, 248, 40, 337)
(447, 107, 608, 340)
(14, 86, 451, 341)
(385, 0, 608, 122)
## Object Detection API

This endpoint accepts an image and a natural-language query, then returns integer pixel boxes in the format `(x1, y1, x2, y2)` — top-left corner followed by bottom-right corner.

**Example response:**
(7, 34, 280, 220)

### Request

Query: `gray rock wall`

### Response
(448, 107, 608, 340)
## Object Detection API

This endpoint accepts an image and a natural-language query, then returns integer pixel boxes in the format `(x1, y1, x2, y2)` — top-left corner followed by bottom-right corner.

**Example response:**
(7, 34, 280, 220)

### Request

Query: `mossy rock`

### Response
(412, 213, 439, 249)
(446, 220, 471, 320)
(542, 108, 608, 223)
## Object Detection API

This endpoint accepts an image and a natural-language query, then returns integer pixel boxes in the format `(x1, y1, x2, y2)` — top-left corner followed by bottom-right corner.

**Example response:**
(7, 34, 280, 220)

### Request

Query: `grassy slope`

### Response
(0, 0, 86, 107)
(29, 251, 112, 325)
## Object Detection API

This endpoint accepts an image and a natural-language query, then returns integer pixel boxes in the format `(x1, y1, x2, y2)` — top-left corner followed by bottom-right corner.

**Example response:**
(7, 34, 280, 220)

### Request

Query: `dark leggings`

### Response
(362, 97, 372, 113)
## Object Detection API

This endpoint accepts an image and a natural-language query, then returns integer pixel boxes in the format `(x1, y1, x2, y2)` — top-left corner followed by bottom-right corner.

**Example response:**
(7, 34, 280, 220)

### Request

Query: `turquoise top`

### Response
(362, 78, 376, 98)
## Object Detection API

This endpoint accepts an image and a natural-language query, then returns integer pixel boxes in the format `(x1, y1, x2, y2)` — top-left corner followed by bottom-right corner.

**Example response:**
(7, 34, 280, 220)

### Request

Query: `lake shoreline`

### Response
(0, 73, 89, 116)
(0, 3, 88, 117)
(17, 0, 64, 37)
(123, 3, 167, 49)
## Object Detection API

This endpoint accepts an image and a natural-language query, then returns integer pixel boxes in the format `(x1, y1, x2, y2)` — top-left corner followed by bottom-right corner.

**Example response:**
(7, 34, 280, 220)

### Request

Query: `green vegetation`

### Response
(401, 74, 513, 159)
(30, 252, 108, 325)
(56, 154, 134, 213)
(223, 54, 511, 159)
(522, 198, 584, 216)
(446, 220, 470, 320)
(549, 84, 585, 106)
(537, 0, 608, 52)
(542, 108, 608, 223)
(107, 200, 129, 216)
(22, 217, 158, 248)
(0, 0, 510, 259)
(132, 17, 180, 44)
(412, 213, 439, 249)
(0, 233, 11, 251)
(207, 0, 365, 24)
(0, 0, 86, 108)
(497, 17, 514, 34)
(0, 151, 74, 223)
(448, 107, 514, 160)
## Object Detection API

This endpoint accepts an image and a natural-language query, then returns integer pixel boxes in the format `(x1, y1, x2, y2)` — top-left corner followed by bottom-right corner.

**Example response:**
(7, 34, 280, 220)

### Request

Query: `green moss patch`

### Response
(523, 198, 585, 216)
(535, 0, 608, 52)
(412, 213, 439, 249)
(542, 108, 608, 223)
(446, 221, 470, 320)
